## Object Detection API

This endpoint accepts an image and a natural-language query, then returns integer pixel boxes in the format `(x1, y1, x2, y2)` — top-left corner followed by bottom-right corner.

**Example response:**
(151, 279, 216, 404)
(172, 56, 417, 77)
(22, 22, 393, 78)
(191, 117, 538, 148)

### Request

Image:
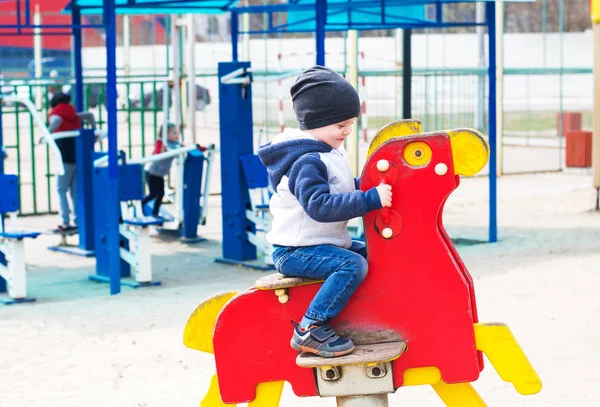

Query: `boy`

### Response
(48, 92, 96, 232)
(257, 66, 392, 358)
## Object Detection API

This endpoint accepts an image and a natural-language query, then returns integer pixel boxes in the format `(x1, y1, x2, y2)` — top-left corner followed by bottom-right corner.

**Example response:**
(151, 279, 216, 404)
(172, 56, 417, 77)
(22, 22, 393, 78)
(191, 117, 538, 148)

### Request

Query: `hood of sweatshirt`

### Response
(257, 128, 332, 188)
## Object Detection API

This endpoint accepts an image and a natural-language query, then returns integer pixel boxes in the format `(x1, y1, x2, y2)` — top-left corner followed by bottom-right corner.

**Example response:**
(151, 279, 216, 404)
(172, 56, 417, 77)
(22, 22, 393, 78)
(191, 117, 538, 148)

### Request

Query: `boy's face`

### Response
(167, 128, 179, 142)
(307, 118, 356, 149)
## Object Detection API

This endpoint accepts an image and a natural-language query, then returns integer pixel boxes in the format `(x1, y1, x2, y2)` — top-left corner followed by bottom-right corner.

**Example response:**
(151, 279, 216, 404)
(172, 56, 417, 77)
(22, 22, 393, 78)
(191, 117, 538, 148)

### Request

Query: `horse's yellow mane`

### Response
(366, 119, 422, 157)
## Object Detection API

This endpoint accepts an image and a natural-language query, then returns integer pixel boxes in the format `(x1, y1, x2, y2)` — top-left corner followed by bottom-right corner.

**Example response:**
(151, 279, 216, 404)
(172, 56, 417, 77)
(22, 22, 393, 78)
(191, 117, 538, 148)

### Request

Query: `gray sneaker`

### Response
(291, 321, 355, 358)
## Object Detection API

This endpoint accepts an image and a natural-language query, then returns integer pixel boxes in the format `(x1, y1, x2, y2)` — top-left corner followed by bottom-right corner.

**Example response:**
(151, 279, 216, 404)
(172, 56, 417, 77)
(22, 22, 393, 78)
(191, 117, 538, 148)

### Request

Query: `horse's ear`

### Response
(367, 119, 422, 158)
(447, 128, 489, 177)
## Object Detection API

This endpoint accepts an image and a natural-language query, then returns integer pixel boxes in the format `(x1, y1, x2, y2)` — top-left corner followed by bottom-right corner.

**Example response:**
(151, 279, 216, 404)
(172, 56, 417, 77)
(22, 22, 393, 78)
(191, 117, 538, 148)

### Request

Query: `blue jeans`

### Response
(272, 241, 368, 322)
(57, 163, 77, 225)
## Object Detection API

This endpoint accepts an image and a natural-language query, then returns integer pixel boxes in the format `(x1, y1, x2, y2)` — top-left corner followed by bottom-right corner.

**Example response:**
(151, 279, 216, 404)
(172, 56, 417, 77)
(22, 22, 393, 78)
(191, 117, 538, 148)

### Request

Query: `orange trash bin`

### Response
(565, 130, 593, 168)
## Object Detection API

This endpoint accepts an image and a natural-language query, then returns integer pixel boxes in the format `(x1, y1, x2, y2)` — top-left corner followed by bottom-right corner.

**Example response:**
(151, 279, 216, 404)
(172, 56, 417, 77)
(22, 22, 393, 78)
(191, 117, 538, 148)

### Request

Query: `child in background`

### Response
(48, 92, 96, 232)
(142, 123, 181, 218)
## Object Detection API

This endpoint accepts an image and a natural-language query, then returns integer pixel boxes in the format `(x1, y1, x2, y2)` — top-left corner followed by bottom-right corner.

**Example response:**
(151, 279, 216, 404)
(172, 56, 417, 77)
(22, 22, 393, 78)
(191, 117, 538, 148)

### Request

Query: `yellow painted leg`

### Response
(474, 323, 542, 395)
(201, 374, 235, 407)
(183, 292, 239, 353)
(403, 367, 442, 386)
(432, 381, 487, 407)
(248, 381, 285, 407)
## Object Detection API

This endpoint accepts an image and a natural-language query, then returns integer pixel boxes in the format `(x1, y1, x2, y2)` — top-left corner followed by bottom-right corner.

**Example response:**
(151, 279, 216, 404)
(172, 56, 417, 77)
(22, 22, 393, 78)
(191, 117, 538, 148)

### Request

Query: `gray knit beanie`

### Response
(290, 66, 360, 130)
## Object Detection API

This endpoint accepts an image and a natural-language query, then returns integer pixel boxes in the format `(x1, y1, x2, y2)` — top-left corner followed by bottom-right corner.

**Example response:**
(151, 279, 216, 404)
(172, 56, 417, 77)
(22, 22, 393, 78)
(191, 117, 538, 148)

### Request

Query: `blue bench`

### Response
(1, 174, 39, 304)
(240, 155, 273, 269)
(115, 203, 165, 287)
(0, 231, 41, 240)
(123, 216, 165, 228)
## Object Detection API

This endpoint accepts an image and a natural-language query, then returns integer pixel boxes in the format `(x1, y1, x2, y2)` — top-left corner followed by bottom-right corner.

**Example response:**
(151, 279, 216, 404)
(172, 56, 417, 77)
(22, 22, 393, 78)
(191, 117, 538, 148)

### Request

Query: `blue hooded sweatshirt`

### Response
(257, 128, 381, 248)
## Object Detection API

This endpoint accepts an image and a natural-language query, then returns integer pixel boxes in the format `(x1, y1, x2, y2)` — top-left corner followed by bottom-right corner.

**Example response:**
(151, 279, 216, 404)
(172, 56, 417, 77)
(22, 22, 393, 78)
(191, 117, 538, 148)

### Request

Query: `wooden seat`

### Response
(255, 273, 323, 291)
(296, 341, 407, 368)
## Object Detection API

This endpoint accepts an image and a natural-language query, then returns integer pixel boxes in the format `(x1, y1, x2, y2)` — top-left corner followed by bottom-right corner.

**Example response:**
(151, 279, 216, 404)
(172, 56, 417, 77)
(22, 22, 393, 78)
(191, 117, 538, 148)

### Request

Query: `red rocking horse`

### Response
(183, 120, 542, 407)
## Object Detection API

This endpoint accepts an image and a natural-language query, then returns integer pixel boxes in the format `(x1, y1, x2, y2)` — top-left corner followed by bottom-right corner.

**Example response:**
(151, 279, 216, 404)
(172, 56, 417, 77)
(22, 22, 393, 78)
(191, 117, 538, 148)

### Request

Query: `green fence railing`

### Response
(1, 77, 172, 215)
(1, 67, 593, 214)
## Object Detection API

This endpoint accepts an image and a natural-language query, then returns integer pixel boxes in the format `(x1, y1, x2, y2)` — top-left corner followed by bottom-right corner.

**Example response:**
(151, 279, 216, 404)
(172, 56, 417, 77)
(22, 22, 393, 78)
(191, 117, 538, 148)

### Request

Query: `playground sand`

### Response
(1, 172, 599, 407)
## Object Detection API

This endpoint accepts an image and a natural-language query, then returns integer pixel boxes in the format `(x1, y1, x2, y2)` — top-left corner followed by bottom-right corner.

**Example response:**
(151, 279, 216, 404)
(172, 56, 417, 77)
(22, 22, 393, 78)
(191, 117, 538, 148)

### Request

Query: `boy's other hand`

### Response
(376, 183, 392, 207)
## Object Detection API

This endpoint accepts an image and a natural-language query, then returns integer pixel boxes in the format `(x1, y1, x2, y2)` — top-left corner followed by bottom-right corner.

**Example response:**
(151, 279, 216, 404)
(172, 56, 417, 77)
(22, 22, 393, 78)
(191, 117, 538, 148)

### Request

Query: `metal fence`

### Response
(1, 78, 174, 215)
(253, 67, 593, 175)
(0, 66, 593, 215)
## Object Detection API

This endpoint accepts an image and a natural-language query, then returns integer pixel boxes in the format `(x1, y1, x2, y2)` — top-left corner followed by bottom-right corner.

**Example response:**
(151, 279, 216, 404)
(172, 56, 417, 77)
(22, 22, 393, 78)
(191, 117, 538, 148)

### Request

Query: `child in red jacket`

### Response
(48, 92, 96, 232)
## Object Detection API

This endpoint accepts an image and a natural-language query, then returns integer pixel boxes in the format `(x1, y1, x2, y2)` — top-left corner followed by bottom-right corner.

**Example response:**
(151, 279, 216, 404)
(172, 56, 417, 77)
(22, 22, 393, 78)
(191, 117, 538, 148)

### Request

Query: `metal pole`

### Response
(337, 395, 388, 407)
(123, 15, 131, 77)
(496, 0, 504, 176)
(486, 2, 498, 243)
(476, 2, 485, 130)
(402, 29, 412, 119)
(593, 20, 600, 209)
(187, 14, 197, 143)
(0, 99, 4, 175)
(33, 4, 42, 110)
(242, 0, 250, 60)
(346, 29, 359, 176)
(103, 0, 121, 295)
(231, 11, 239, 62)
(0, 100, 4, 231)
(152, 16, 158, 77)
(542, 0, 547, 67)
(558, 0, 564, 170)
(163, 81, 169, 146)
(72, 6, 95, 255)
(171, 15, 182, 132)
(395, 29, 402, 119)
(217, 62, 256, 262)
(315, 0, 326, 65)
(72, 6, 84, 112)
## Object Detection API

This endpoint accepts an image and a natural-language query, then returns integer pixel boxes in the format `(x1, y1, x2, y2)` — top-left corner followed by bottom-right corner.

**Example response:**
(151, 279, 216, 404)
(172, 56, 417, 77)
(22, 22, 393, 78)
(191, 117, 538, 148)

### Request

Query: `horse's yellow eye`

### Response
(403, 141, 432, 167)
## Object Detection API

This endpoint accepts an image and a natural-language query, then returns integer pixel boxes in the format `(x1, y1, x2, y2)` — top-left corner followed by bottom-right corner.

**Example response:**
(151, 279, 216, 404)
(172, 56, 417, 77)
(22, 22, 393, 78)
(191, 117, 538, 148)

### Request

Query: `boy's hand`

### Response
(376, 183, 392, 207)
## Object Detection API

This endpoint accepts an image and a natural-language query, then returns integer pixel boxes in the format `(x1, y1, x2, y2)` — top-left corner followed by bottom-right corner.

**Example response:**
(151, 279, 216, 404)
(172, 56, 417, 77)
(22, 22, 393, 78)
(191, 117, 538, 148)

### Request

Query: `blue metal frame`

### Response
(72, 8, 85, 113)
(226, 0, 502, 244)
(101, 0, 122, 295)
(2, 0, 503, 298)
(0, 95, 4, 177)
(181, 151, 207, 243)
(231, 11, 239, 61)
(1, 0, 247, 296)
(315, 0, 326, 65)
(486, 1, 497, 243)
(64, 0, 239, 14)
(234, 21, 485, 36)
(215, 62, 257, 265)
(1, 87, 7, 287)
(229, 0, 487, 34)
